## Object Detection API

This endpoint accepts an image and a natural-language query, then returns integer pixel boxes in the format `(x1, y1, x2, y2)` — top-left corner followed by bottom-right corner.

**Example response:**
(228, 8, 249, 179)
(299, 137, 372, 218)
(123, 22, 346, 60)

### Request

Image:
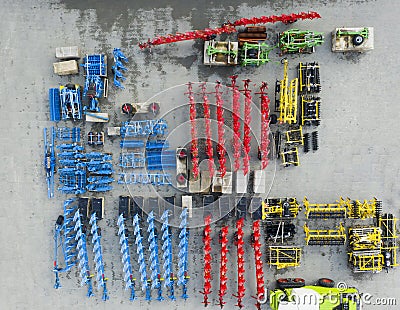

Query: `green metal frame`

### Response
(279, 29, 324, 54)
(336, 27, 369, 38)
(240, 42, 273, 67)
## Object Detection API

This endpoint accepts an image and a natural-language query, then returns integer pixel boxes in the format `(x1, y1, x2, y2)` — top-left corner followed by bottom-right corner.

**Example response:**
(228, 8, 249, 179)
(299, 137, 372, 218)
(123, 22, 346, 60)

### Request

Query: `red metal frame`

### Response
(187, 82, 200, 179)
(257, 82, 270, 170)
(252, 220, 265, 310)
(241, 79, 252, 176)
(231, 76, 242, 172)
(201, 215, 213, 307)
(215, 82, 227, 178)
(218, 226, 229, 308)
(201, 84, 214, 177)
(138, 12, 321, 49)
(234, 218, 245, 308)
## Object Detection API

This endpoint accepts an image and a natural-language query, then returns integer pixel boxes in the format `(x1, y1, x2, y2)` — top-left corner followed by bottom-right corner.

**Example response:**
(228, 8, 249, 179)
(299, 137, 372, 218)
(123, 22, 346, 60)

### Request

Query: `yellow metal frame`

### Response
(301, 96, 320, 125)
(278, 59, 298, 124)
(303, 197, 347, 219)
(348, 251, 383, 273)
(268, 246, 301, 269)
(285, 126, 304, 145)
(280, 147, 299, 166)
(348, 226, 382, 251)
(298, 62, 321, 93)
(262, 198, 300, 219)
(303, 223, 346, 245)
(379, 215, 398, 267)
(345, 197, 381, 219)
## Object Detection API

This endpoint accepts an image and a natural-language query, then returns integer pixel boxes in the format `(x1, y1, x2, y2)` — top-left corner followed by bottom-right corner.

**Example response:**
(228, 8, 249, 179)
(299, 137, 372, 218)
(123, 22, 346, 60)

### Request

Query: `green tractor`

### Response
(270, 278, 362, 310)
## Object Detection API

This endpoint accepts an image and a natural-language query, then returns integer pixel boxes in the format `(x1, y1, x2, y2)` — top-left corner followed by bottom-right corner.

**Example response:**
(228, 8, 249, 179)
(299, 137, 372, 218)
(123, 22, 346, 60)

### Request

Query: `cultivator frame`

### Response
(240, 42, 273, 67)
(278, 29, 324, 54)
(262, 197, 300, 219)
(268, 246, 301, 269)
(303, 223, 346, 245)
(303, 197, 347, 219)
(348, 226, 384, 273)
(346, 197, 382, 219)
(280, 147, 299, 167)
(285, 126, 304, 145)
(275, 59, 298, 124)
(301, 96, 321, 126)
(298, 62, 321, 93)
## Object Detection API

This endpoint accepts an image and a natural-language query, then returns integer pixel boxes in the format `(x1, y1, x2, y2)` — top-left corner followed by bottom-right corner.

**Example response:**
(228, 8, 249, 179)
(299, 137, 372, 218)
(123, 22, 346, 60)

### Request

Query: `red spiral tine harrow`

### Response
(215, 82, 227, 178)
(232, 11, 321, 27)
(201, 215, 213, 307)
(233, 218, 246, 308)
(241, 79, 252, 176)
(218, 226, 229, 308)
(187, 82, 200, 178)
(252, 220, 265, 309)
(256, 82, 271, 170)
(138, 12, 321, 49)
(201, 84, 214, 177)
(230, 75, 242, 172)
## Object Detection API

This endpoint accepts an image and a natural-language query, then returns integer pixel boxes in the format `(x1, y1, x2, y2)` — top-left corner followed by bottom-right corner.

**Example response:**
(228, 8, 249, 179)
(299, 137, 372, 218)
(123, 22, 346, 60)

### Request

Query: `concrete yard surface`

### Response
(0, 0, 400, 309)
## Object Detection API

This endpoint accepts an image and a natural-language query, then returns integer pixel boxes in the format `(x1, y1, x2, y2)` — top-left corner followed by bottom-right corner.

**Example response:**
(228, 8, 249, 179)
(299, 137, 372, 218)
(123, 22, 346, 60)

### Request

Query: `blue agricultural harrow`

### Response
(133, 214, 151, 300)
(117, 172, 172, 186)
(74, 209, 94, 297)
(147, 211, 164, 301)
(53, 199, 78, 289)
(44, 127, 56, 198)
(89, 213, 109, 301)
(112, 48, 128, 90)
(56, 127, 81, 142)
(161, 210, 175, 300)
(120, 119, 168, 138)
(59, 84, 83, 120)
(146, 149, 176, 170)
(117, 214, 136, 300)
(81, 54, 107, 112)
(178, 208, 190, 299)
(119, 152, 145, 168)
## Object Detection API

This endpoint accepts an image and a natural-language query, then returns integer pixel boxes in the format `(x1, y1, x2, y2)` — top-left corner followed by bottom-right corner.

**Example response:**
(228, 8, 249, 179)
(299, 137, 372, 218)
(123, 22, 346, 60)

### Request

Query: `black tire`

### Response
(178, 148, 188, 160)
(318, 278, 335, 288)
(277, 278, 290, 289)
(291, 278, 306, 288)
(122, 103, 133, 114)
(176, 173, 187, 185)
(65, 83, 75, 90)
(269, 114, 278, 125)
(352, 35, 364, 46)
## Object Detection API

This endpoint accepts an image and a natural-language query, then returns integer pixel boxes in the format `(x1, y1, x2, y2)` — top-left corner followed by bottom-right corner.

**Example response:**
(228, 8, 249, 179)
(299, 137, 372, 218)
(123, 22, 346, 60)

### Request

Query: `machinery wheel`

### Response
(176, 173, 187, 185)
(178, 148, 188, 160)
(291, 278, 306, 288)
(56, 215, 64, 226)
(277, 278, 290, 289)
(149, 102, 160, 115)
(352, 35, 364, 46)
(65, 83, 75, 89)
(122, 103, 133, 114)
(318, 278, 335, 288)
(269, 114, 278, 125)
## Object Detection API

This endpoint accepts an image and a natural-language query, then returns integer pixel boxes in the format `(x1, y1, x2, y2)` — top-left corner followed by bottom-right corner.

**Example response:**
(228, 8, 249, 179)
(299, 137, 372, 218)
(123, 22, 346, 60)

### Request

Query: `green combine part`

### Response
(279, 29, 324, 54)
(270, 279, 362, 310)
(240, 42, 274, 67)
(336, 27, 369, 39)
